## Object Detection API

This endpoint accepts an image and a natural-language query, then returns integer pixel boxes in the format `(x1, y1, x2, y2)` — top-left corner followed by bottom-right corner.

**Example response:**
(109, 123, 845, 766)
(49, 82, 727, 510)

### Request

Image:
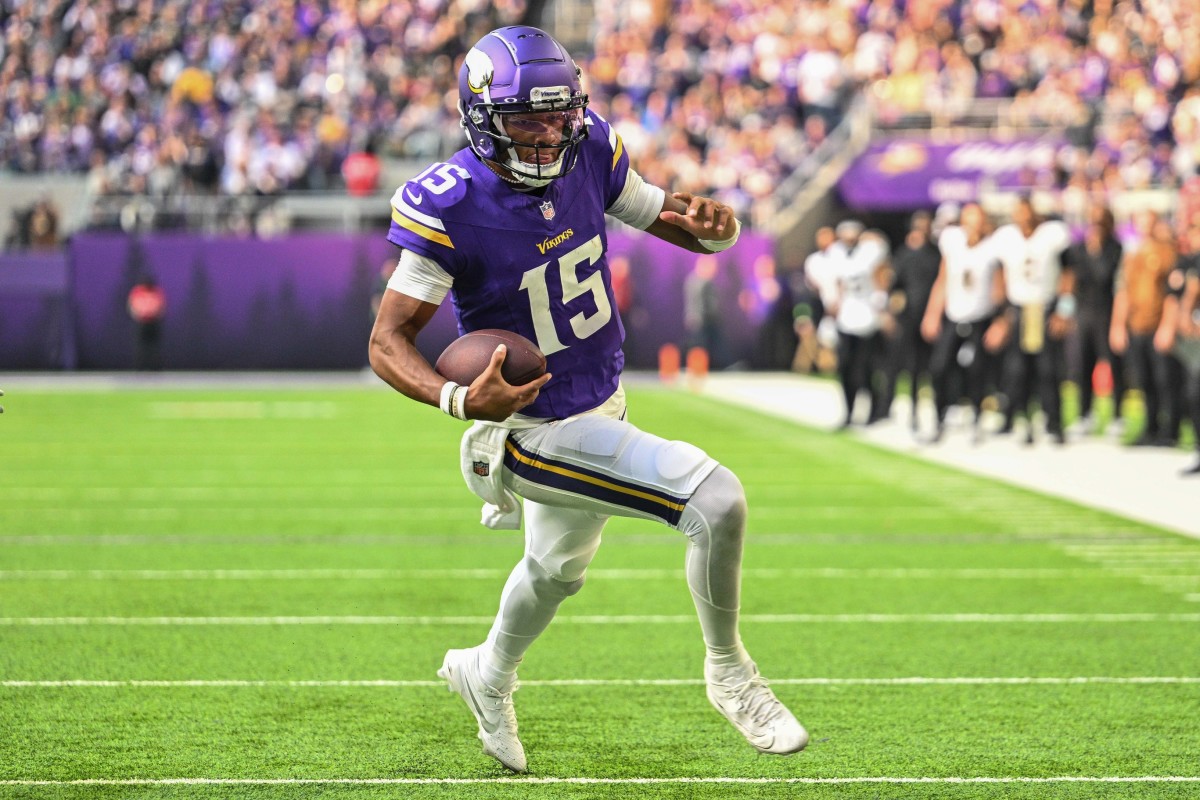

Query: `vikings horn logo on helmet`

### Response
(465, 48, 495, 95)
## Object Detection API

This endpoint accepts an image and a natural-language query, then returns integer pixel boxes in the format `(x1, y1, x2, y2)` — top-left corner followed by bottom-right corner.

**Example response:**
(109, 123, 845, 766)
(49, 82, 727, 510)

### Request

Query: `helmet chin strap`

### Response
(499, 146, 564, 188)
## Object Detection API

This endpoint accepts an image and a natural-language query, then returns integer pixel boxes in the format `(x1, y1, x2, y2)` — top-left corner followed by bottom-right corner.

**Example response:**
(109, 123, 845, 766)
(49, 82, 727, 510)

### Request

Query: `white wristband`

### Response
(449, 385, 469, 421)
(698, 218, 741, 252)
(439, 381, 460, 416)
(1055, 293, 1077, 319)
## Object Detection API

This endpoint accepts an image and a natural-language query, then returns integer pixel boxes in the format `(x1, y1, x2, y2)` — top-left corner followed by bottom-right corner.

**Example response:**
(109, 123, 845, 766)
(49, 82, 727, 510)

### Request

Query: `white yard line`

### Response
(0, 567, 1137, 581)
(3, 613, 1199, 626)
(3, 677, 1199, 688)
(0, 532, 1168, 547)
(1, 777, 1198, 786)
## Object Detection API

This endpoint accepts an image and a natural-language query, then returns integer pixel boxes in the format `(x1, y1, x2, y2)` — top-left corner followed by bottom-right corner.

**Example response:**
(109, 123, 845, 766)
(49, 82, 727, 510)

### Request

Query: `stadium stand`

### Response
(2, 0, 1197, 236)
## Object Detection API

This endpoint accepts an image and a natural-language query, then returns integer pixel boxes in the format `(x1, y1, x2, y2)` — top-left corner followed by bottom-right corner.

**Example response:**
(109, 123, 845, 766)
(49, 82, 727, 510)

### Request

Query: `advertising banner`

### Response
(838, 137, 1066, 210)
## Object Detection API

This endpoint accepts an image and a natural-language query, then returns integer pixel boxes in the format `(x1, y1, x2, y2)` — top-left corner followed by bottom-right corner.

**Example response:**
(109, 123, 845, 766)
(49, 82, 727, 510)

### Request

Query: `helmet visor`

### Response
(500, 108, 585, 145)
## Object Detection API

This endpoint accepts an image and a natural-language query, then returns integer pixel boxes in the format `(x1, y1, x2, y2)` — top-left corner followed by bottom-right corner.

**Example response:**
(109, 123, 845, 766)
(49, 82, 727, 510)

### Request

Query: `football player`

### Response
(368, 27, 807, 772)
(921, 203, 1006, 444)
(828, 222, 892, 427)
(991, 197, 1074, 444)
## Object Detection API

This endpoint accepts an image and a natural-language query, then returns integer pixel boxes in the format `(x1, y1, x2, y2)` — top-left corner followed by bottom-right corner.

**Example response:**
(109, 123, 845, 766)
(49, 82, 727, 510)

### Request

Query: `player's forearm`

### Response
(645, 217, 717, 253)
(648, 194, 739, 253)
(368, 327, 445, 409)
(1111, 289, 1129, 333)
(922, 264, 946, 325)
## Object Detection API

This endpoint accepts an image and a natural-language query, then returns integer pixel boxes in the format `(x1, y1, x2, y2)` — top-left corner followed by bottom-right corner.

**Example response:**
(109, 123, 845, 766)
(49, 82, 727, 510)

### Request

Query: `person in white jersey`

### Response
(830, 225, 892, 427)
(793, 226, 840, 373)
(920, 203, 1006, 443)
(991, 197, 1075, 444)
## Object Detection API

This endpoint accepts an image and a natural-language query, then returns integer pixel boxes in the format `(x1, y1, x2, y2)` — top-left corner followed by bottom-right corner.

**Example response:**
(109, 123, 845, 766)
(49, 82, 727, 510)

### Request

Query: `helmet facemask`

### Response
(464, 93, 588, 188)
(493, 102, 588, 187)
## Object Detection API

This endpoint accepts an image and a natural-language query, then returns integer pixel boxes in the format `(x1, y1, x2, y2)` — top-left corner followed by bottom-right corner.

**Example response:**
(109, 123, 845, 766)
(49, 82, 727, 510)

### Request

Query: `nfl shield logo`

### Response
(539, 200, 555, 221)
(473, 460, 490, 477)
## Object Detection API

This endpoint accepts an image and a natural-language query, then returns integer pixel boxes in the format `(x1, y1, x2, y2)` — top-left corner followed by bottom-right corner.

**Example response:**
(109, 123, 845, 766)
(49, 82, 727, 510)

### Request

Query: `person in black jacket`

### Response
(1163, 225, 1200, 475)
(882, 210, 941, 431)
(1066, 206, 1124, 434)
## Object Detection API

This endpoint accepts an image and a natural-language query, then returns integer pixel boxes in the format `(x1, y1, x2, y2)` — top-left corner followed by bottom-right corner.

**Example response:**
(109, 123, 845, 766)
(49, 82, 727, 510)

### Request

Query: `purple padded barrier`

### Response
(3, 229, 776, 371)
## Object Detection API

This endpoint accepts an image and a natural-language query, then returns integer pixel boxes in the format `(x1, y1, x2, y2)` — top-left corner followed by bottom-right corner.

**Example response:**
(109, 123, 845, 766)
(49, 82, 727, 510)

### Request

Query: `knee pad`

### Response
(678, 465, 747, 545)
(523, 555, 587, 599)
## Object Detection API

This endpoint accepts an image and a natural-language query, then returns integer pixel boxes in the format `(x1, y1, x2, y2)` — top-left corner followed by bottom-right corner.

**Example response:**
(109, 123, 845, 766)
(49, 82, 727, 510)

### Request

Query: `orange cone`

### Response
(659, 343, 681, 384)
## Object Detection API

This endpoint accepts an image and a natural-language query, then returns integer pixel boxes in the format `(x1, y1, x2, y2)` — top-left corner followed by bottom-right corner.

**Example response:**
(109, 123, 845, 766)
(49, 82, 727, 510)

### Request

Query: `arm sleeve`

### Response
(606, 167, 666, 231)
(386, 249, 453, 304)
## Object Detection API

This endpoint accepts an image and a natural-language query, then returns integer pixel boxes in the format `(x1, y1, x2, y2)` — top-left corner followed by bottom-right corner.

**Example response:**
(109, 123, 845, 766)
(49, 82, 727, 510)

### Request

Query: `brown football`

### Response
(434, 329, 547, 386)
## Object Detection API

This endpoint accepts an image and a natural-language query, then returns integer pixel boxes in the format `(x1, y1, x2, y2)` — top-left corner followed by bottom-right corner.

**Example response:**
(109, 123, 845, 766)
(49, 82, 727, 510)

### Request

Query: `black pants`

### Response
(1002, 320, 1065, 435)
(135, 321, 163, 372)
(1126, 333, 1182, 439)
(880, 320, 933, 419)
(1184, 356, 1200, 454)
(930, 317, 995, 424)
(837, 330, 884, 424)
(1076, 313, 1124, 420)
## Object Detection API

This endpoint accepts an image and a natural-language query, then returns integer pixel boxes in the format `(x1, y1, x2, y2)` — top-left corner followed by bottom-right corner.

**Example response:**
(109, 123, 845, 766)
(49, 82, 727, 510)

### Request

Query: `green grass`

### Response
(1, 382, 1199, 799)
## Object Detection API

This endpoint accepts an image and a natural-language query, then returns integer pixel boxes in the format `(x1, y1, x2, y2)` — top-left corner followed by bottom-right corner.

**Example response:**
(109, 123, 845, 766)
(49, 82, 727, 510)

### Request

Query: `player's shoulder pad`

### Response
(389, 161, 474, 251)
(584, 109, 625, 171)
(1043, 218, 1071, 247)
(937, 225, 963, 251)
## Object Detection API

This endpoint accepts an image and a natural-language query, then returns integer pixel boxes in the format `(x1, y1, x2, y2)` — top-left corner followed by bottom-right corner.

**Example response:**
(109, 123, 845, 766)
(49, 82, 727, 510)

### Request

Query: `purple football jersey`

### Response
(387, 111, 634, 419)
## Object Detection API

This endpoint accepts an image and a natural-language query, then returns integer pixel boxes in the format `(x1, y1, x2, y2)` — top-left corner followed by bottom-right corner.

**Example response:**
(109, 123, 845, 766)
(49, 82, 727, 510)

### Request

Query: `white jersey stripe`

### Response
(389, 187, 446, 232)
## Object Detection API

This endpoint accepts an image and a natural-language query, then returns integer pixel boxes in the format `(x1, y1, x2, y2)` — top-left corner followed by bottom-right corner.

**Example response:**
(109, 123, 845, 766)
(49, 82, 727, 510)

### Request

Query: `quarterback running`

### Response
(369, 26, 807, 772)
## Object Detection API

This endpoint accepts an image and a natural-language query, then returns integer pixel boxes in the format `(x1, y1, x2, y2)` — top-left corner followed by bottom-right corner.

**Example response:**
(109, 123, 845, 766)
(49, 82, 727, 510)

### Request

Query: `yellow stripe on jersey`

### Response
(391, 208, 454, 249)
(503, 440, 687, 513)
(612, 133, 624, 170)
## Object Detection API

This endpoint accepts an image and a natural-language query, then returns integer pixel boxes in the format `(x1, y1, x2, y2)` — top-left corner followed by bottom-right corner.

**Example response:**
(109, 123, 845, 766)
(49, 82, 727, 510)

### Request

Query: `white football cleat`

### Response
(706, 661, 809, 755)
(438, 647, 527, 773)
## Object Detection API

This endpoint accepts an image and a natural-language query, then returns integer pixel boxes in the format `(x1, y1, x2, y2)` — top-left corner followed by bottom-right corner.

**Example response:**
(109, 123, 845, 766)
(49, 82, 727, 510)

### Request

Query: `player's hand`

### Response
(659, 192, 736, 241)
(1154, 326, 1176, 354)
(464, 345, 552, 422)
(1047, 313, 1073, 339)
(920, 315, 941, 343)
(1110, 327, 1128, 355)
(983, 317, 1010, 352)
(880, 313, 897, 337)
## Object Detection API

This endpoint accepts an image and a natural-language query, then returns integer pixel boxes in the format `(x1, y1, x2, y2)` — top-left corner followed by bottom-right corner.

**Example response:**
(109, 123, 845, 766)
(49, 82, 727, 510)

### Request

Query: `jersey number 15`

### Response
(519, 235, 612, 355)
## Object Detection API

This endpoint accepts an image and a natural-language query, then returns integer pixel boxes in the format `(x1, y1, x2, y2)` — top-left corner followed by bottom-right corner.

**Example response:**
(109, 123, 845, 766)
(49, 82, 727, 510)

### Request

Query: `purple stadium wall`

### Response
(0, 231, 777, 371)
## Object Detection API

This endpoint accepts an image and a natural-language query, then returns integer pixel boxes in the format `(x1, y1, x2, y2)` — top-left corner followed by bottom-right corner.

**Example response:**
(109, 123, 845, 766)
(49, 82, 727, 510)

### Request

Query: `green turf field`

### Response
(2, 382, 1199, 799)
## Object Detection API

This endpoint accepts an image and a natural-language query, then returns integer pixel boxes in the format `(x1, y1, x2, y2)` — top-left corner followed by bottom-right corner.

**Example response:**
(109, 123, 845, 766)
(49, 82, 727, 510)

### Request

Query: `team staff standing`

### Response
(884, 211, 941, 432)
(1159, 224, 1200, 474)
(1110, 211, 1182, 447)
(1065, 206, 1124, 435)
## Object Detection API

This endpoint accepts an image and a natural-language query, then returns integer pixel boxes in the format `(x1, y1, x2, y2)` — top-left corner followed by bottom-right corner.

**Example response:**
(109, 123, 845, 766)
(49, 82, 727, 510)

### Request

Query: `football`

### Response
(434, 329, 547, 386)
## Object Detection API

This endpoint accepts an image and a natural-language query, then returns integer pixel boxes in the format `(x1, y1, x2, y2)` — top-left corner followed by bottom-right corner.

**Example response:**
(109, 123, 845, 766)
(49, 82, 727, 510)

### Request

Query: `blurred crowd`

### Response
(0, 0, 526, 198)
(3, 0, 1200, 219)
(3, 197, 61, 250)
(791, 199, 1200, 475)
